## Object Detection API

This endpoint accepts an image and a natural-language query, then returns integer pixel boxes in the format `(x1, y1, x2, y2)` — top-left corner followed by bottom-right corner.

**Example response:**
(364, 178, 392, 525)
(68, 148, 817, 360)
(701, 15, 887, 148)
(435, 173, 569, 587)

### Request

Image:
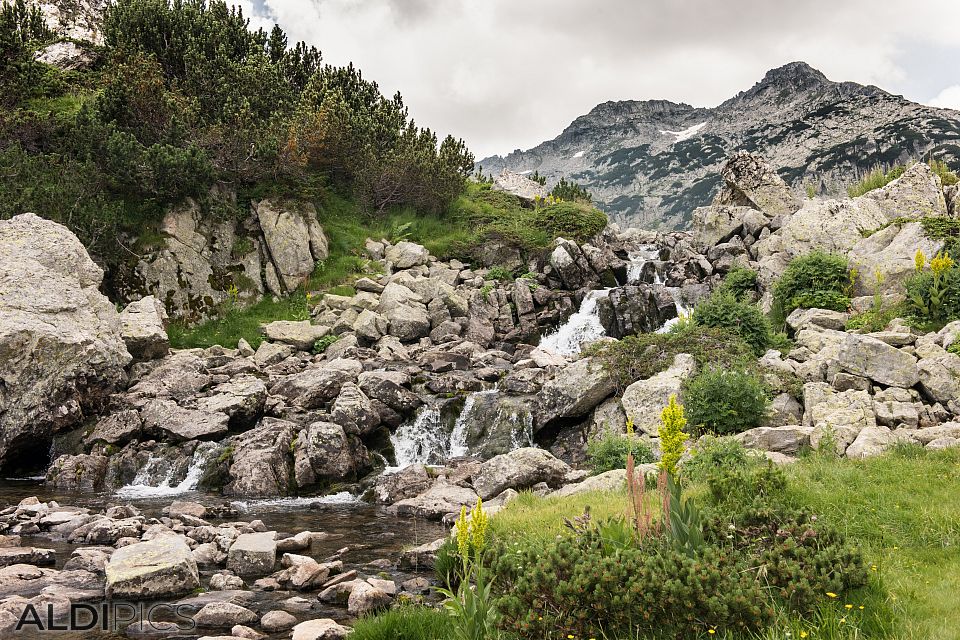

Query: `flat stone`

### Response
(227, 532, 277, 577)
(105, 536, 199, 599)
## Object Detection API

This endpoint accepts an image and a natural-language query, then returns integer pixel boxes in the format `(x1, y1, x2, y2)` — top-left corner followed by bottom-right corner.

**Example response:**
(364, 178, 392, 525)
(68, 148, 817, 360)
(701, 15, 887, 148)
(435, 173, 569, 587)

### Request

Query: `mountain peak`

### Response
(761, 61, 829, 86)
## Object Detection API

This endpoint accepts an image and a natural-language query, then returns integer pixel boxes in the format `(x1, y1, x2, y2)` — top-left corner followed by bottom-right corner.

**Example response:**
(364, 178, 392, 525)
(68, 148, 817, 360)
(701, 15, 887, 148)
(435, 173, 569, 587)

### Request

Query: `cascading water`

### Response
(656, 288, 691, 334)
(448, 389, 498, 457)
(541, 248, 662, 356)
(537, 289, 611, 356)
(116, 443, 217, 499)
(389, 406, 446, 468)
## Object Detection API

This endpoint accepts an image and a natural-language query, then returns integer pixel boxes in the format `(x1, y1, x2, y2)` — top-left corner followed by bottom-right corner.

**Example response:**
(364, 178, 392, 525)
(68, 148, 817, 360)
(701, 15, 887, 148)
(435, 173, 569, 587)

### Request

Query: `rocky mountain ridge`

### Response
(480, 62, 960, 229)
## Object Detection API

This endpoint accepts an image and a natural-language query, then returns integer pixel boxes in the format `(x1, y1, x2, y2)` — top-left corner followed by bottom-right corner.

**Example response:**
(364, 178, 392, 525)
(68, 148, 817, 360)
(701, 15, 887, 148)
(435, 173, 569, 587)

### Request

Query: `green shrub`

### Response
(718, 266, 759, 299)
(548, 177, 592, 203)
(929, 158, 959, 187)
(350, 606, 452, 640)
(773, 252, 852, 322)
(586, 325, 756, 391)
(692, 290, 772, 355)
(484, 265, 512, 281)
(535, 201, 607, 241)
(312, 334, 339, 354)
(585, 432, 654, 474)
(493, 534, 775, 639)
(685, 437, 786, 507)
(684, 368, 770, 436)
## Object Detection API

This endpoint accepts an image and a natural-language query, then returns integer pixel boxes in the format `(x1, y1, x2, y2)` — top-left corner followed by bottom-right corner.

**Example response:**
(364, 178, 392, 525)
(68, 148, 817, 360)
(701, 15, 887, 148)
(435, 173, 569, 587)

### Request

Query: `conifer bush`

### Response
(773, 252, 852, 321)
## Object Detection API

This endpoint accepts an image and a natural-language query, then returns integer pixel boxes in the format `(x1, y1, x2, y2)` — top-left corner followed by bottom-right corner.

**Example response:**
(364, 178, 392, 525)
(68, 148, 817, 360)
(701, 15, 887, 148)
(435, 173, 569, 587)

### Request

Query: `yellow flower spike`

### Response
(470, 497, 488, 554)
(931, 251, 955, 276)
(657, 394, 689, 476)
(915, 249, 927, 272)
(455, 505, 470, 558)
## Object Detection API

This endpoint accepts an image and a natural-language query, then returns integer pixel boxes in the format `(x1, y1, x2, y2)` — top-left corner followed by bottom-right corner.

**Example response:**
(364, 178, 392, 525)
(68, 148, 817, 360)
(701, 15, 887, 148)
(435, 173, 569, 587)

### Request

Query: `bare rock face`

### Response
(118, 296, 170, 360)
(255, 199, 328, 293)
(0, 213, 131, 472)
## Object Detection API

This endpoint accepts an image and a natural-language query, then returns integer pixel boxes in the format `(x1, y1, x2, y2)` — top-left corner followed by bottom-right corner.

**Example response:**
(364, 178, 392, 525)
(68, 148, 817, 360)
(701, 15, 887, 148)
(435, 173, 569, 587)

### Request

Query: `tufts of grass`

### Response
(168, 293, 310, 350)
(349, 606, 452, 640)
(848, 164, 907, 198)
(780, 445, 960, 640)
(488, 489, 633, 547)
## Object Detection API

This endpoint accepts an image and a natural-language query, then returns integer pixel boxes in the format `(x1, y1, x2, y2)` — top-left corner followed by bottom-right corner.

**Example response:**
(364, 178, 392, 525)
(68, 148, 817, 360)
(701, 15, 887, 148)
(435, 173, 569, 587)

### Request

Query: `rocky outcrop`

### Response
(0, 213, 131, 472)
(620, 354, 697, 435)
(714, 151, 803, 217)
(491, 170, 549, 202)
(255, 199, 328, 294)
(133, 196, 329, 322)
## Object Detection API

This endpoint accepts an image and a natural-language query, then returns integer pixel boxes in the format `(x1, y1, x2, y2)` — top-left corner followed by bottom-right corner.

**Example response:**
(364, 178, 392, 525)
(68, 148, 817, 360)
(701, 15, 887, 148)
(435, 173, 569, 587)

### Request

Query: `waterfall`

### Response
(538, 289, 611, 356)
(389, 406, 446, 468)
(448, 389, 498, 458)
(541, 247, 661, 356)
(116, 443, 216, 499)
(656, 288, 691, 334)
(626, 245, 660, 284)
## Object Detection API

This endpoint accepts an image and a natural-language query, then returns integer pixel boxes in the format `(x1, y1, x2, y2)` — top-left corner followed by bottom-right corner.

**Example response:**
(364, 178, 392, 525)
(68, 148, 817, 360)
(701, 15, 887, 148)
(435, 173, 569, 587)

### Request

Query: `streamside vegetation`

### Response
(359, 401, 960, 640)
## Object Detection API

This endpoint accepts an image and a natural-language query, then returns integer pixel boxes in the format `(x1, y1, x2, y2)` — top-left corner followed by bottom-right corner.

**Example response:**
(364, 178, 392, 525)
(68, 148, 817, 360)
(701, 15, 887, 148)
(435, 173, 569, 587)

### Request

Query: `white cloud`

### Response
(929, 85, 960, 110)
(232, 0, 960, 158)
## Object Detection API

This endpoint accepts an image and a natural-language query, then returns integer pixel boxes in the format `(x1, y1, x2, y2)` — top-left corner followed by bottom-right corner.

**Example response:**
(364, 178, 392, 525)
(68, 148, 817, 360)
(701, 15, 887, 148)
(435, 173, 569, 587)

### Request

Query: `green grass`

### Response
(485, 446, 960, 640)
(780, 445, 960, 640)
(848, 164, 907, 198)
(488, 489, 631, 547)
(350, 606, 452, 640)
(168, 293, 311, 350)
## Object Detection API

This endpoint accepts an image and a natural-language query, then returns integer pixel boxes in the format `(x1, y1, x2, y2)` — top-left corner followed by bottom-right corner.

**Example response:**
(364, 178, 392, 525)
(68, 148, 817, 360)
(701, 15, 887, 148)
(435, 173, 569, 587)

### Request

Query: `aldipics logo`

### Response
(14, 602, 198, 634)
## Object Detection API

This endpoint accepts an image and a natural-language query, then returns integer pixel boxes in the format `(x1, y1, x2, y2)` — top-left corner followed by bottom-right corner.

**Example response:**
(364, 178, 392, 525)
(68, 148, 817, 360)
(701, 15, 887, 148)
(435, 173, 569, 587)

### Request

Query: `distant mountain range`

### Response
(479, 62, 960, 229)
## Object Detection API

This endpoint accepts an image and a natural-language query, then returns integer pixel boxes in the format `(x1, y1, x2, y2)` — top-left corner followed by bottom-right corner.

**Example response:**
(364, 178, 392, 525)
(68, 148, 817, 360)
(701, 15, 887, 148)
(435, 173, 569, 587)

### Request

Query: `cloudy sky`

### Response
(237, 0, 960, 159)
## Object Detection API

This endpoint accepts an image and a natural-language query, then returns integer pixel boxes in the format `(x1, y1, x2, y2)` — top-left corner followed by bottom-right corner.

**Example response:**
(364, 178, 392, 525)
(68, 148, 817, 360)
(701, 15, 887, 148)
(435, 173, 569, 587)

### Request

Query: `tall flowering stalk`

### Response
(658, 394, 689, 476)
(440, 498, 499, 640)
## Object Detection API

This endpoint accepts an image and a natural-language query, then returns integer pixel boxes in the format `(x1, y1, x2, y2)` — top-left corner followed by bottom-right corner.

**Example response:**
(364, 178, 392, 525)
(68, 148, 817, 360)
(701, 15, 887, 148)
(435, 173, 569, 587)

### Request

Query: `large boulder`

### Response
(472, 448, 571, 500)
(223, 419, 299, 497)
(535, 357, 616, 429)
(384, 242, 430, 269)
(491, 170, 548, 202)
(859, 161, 949, 220)
(691, 205, 757, 250)
(255, 199, 328, 293)
(140, 399, 230, 442)
(620, 354, 697, 436)
(598, 285, 679, 338)
(0, 213, 131, 471)
(261, 320, 330, 351)
(293, 421, 369, 488)
(270, 359, 363, 409)
(849, 222, 944, 296)
(118, 296, 169, 360)
(714, 152, 802, 217)
(105, 536, 199, 599)
(227, 532, 277, 577)
(453, 391, 535, 459)
(837, 333, 919, 388)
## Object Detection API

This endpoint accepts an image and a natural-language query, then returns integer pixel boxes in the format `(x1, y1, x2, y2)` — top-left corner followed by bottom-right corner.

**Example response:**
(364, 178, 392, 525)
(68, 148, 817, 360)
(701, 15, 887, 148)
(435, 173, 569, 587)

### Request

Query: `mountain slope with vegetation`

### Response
(480, 62, 960, 229)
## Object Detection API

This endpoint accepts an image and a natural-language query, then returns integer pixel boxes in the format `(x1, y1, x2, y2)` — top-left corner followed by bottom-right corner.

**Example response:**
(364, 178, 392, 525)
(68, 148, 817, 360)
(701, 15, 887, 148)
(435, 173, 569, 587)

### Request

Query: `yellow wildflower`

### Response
(657, 394, 689, 476)
(826, 592, 837, 598)
(915, 249, 927, 272)
(845, 604, 853, 609)
(800, 632, 809, 639)
(455, 505, 470, 558)
(931, 251, 955, 276)
(470, 497, 489, 554)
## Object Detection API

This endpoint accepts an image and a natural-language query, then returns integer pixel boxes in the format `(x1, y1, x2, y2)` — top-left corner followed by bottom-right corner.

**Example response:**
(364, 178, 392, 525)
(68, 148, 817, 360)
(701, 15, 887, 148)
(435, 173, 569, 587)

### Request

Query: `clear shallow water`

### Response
(0, 479, 447, 639)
